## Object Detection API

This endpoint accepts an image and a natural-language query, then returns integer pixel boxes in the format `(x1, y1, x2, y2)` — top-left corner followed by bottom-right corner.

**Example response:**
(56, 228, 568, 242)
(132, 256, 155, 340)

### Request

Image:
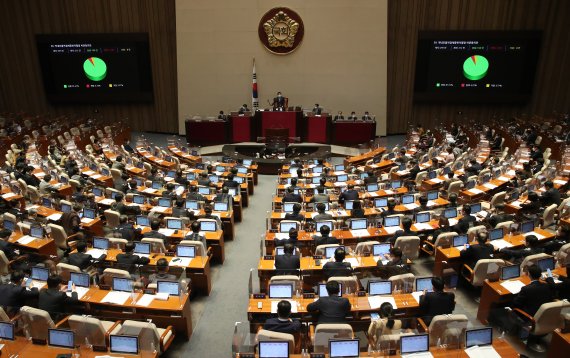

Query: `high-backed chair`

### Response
(520, 253, 553, 273)
(108, 237, 127, 250)
(327, 276, 359, 294)
(466, 225, 486, 241)
(487, 191, 507, 210)
(104, 209, 121, 228)
(66, 315, 122, 348)
(388, 273, 415, 293)
(19, 306, 56, 342)
(48, 223, 80, 257)
(513, 301, 570, 352)
(141, 238, 167, 253)
(422, 232, 458, 256)
(354, 241, 380, 256)
(56, 262, 81, 282)
(495, 221, 515, 230)
(555, 243, 570, 266)
(421, 314, 468, 347)
(462, 259, 505, 287)
(541, 204, 557, 229)
(256, 330, 296, 354)
(315, 244, 340, 257)
(394, 236, 420, 260)
(310, 324, 353, 353)
(119, 320, 175, 354)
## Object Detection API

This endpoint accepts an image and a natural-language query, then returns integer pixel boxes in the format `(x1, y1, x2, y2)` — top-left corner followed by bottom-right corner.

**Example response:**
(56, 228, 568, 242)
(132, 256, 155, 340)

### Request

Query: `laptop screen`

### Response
(136, 215, 150, 227)
(391, 180, 402, 189)
(48, 329, 74, 349)
(151, 181, 162, 190)
(208, 175, 219, 183)
(93, 237, 109, 250)
(521, 220, 535, 233)
(427, 191, 438, 201)
(453, 235, 468, 247)
(400, 334, 429, 354)
(198, 186, 211, 195)
(133, 195, 145, 205)
(415, 277, 433, 292)
(0, 322, 14, 340)
(215, 165, 225, 173)
(279, 221, 297, 233)
(61, 203, 71, 213)
(157, 280, 179, 296)
(344, 200, 354, 210)
(214, 201, 229, 212)
(258, 341, 289, 358)
(366, 183, 379, 192)
(325, 246, 344, 259)
(275, 247, 285, 256)
(185, 200, 200, 210)
(237, 167, 248, 174)
(384, 216, 400, 227)
(415, 212, 430, 223)
(186, 172, 196, 180)
(350, 219, 367, 230)
(337, 175, 348, 182)
(83, 208, 96, 219)
(501, 265, 520, 280)
(200, 221, 216, 232)
(489, 228, 504, 241)
(3, 220, 14, 232)
(134, 242, 151, 255)
(112, 277, 133, 292)
(32, 266, 49, 281)
(374, 198, 388, 208)
(167, 219, 183, 230)
(428, 171, 437, 179)
(268, 283, 293, 299)
(368, 281, 392, 295)
(42, 197, 52, 208)
(177, 245, 196, 258)
(313, 166, 323, 174)
(402, 194, 415, 205)
(312, 177, 321, 184)
(465, 328, 493, 348)
(92, 187, 103, 197)
(471, 202, 482, 214)
(282, 202, 295, 213)
(316, 221, 334, 232)
(70, 272, 90, 288)
(444, 207, 457, 219)
(318, 283, 342, 297)
(443, 166, 451, 174)
(329, 339, 360, 358)
(335, 165, 345, 171)
(158, 198, 171, 207)
(373, 243, 391, 257)
(110, 335, 139, 355)
(538, 257, 555, 272)
(110, 191, 120, 200)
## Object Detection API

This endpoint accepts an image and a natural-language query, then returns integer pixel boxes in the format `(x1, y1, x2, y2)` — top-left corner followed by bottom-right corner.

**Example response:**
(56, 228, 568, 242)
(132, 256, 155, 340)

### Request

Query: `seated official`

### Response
(148, 258, 177, 284)
(499, 235, 543, 264)
(519, 192, 542, 217)
(313, 225, 339, 247)
(362, 111, 373, 121)
(142, 219, 167, 243)
(460, 231, 494, 270)
(263, 300, 302, 334)
(418, 277, 455, 325)
(368, 302, 402, 346)
(0, 228, 18, 261)
(306, 281, 351, 324)
(283, 186, 303, 204)
(186, 185, 205, 201)
(161, 183, 180, 201)
(389, 217, 415, 244)
(0, 271, 39, 314)
(197, 172, 212, 187)
(115, 215, 141, 242)
(377, 247, 408, 277)
(514, 264, 555, 316)
(222, 173, 239, 189)
(464, 159, 482, 178)
(380, 198, 398, 218)
(313, 203, 333, 222)
(364, 171, 378, 185)
(348, 111, 358, 121)
(202, 205, 223, 229)
(284, 203, 305, 222)
(39, 174, 60, 195)
(452, 204, 476, 234)
(447, 193, 459, 208)
(238, 104, 249, 114)
(174, 170, 190, 187)
(184, 221, 208, 248)
(275, 243, 300, 275)
(323, 248, 352, 279)
(116, 242, 151, 267)
(487, 204, 514, 228)
(112, 193, 141, 216)
(311, 187, 330, 204)
(339, 184, 359, 206)
(39, 274, 80, 320)
(540, 181, 561, 206)
(334, 111, 344, 121)
(215, 187, 234, 207)
(552, 262, 570, 300)
(312, 104, 322, 115)
(172, 199, 195, 219)
(543, 226, 570, 255)
(66, 241, 95, 270)
(427, 217, 451, 244)
(349, 200, 365, 219)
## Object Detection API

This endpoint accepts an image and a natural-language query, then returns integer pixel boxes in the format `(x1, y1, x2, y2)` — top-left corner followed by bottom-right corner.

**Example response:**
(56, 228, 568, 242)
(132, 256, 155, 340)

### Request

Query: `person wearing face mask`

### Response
(273, 91, 286, 111)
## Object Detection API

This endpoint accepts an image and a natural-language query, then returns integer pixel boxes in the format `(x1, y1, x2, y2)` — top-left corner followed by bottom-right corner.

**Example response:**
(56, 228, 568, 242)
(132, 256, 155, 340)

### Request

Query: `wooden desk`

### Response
(80, 166, 113, 187)
(548, 329, 570, 358)
(8, 230, 57, 257)
(344, 147, 386, 167)
(167, 145, 202, 163)
(136, 147, 177, 170)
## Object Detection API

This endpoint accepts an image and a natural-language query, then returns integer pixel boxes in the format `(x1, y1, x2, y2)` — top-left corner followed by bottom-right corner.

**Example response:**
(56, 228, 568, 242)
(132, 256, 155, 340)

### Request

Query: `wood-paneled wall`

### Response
(387, 0, 570, 134)
(0, 0, 177, 133)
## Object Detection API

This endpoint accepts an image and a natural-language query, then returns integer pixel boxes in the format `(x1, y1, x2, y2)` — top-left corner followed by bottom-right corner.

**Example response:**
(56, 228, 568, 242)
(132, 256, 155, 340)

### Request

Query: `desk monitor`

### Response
(275, 247, 285, 256)
(313, 166, 323, 174)
(208, 175, 219, 183)
(186, 172, 196, 180)
(368, 281, 392, 296)
(501, 265, 521, 281)
(373, 243, 391, 257)
(400, 334, 429, 355)
(465, 180, 476, 190)
(185, 200, 199, 210)
(214, 201, 229, 212)
(329, 339, 360, 358)
(415, 277, 433, 292)
(134, 242, 151, 255)
(374, 198, 388, 208)
(268, 283, 293, 299)
(3, 219, 14, 232)
(157, 280, 180, 296)
(48, 329, 75, 349)
(444, 273, 459, 289)
(83, 207, 96, 219)
(391, 180, 402, 189)
(344, 200, 354, 210)
(493, 168, 502, 178)
(312, 177, 321, 184)
(398, 163, 406, 171)
(92, 187, 103, 197)
(195, 163, 205, 169)
(360, 173, 369, 179)
(337, 175, 348, 182)
(335, 165, 345, 171)
(453, 235, 468, 247)
(325, 246, 345, 259)
(538, 257, 555, 272)
(465, 328, 493, 348)
(93, 237, 109, 250)
(158, 197, 171, 207)
(0, 322, 14, 340)
(510, 190, 520, 201)
(318, 283, 342, 297)
(200, 221, 216, 232)
(282, 202, 295, 213)
(110, 335, 139, 355)
(70, 272, 90, 288)
(349, 218, 367, 230)
(136, 215, 150, 227)
(101, 168, 111, 177)
(61, 203, 71, 213)
(366, 183, 379, 192)
(132, 195, 145, 205)
(135, 178, 143, 187)
(215, 165, 225, 173)
(243, 159, 253, 166)
(481, 174, 491, 184)
(443, 166, 452, 175)
(32, 266, 49, 281)
(489, 228, 504, 241)
(384, 216, 400, 227)
(177, 245, 196, 258)
(237, 167, 248, 174)
(428, 171, 437, 179)
(198, 186, 211, 195)
(402, 194, 415, 205)
(471, 202, 482, 214)
(112, 277, 133, 292)
(427, 190, 438, 201)
(443, 207, 458, 219)
(415, 212, 430, 224)
(167, 218, 183, 230)
(151, 181, 162, 190)
(279, 221, 297, 233)
(42, 197, 52, 208)
(521, 220, 535, 234)
(235, 176, 245, 184)
(316, 221, 334, 232)
(228, 188, 238, 196)
(258, 341, 289, 358)
(30, 226, 44, 239)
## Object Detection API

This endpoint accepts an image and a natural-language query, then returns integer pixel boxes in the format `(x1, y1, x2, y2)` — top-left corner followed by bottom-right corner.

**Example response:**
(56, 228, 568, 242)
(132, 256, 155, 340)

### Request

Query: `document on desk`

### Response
(155, 292, 169, 301)
(430, 178, 443, 183)
(500, 280, 526, 294)
(81, 217, 94, 224)
(411, 291, 424, 303)
(86, 249, 107, 259)
(368, 296, 397, 309)
(151, 206, 168, 213)
(143, 188, 157, 194)
(158, 228, 175, 236)
(67, 287, 89, 300)
(101, 291, 131, 305)
(136, 294, 155, 307)
(335, 210, 348, 217)
(384, 190, 394, 195)
(414, 223, 433, 231)
(465, 345, 501, 358)
(274, 233, 289, 241)
(384, 226, 401, 234)
(497, 176, 510, 182)
(169, 257, 192, 267)
(401, 352, 433, 358)
(98, 198, 115, 206)
(483, 183, 498, 190)
(1, 192, 16, 199)
(368, 192, 379, 197)
(271, 300, 298, 313)
(490, 239, 512, 250)
(448, 219, 458, 226)
(17, 236, 36, 245)
(468, 188, 484, 195)
(47, 213, 63, 221)
(345, 258, 360, 267)
(350, 229, 370, 237)
(554, 179, 567, 186)
(404, 203, 419, 210)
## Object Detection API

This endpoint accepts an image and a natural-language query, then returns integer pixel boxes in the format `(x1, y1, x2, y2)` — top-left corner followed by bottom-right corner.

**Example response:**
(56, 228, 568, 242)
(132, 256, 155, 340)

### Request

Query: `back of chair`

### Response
(533, 301, 570, 335)
(428, 314, 468, 347)
(447, 181, 462, 195)
(179, 240, 207, 257)
(120, 320, 161, 354)
(472, 259, 505, 286)
(108, 238, 127, 250)
(103, 268, 131, 278)
(141, 238, 167, 253)
(466, 225, 486, 240)
(327, 276, 359, 294)
(269, 275, 302, 293)
(313, 323, 353, 353)
(0, 307, 10, 322)
(520, 253, 553, 273)
(490, 191, 506, 208)
(495, 221, 514, 230)
(56, 262, 81, 282)
(542, 204, 558, 228)
(354, 241, 380, 256)
(555, 243, 570, 266)
(433, 232, 458, 249)
(388, 273, 415, 293)
(315, 244, 340, 257)
(104, 209, 121, 228)
(256, 330, 295, 354)
(0, 251, 10, 276)
(47, 223, 68, 250)
(394, 236, 420, 259)
(68, 315, 107, 347)
(20, 306, 55, 341)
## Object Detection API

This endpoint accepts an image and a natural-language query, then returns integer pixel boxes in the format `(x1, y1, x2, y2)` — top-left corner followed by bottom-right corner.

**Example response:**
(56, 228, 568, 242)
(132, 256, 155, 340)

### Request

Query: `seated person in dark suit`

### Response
(264, 300, 302, 334)
(186, 185, 205, 201)
(543, 226, 570, 255)
(202, 205, 223, 229)
(460, 231, 494, 270)
(348, 111, 358, 120)
(408, 161, 421, 181)
(311, 187, 330, 204)
(184, 221, 208, 248)
(275, 243, 300, 275)
(116, 242, 151, 267)
(115, 215, 141, 242)
(334, 111, 344, 121)
(112, 193, 141, 216)
(364, 171, 378, 185)
(306, 281, 351, 324)
(553, 262, 570, 300)
(380, 198, 397, 218)
(313, 203, 333, 222)
(519, 191, 542, 217)
(418, 277, 456, 325)
(322, 247, 352, 279)
(66, 241, 94, 270)
(540, 181, 561, 206)
(513, 264, 555, 316)
(339, 184, 359, 206)
(452, 204, 476, 234)
(487, 204, 514, 228)
(284, 203, 305, 222)
(312, 104, 322, 115)
(215, 186, 234, 207)
(349, 200, 366, 219)
(282, 186, 303, 204)
(0, 228, 18, 261)
(142, 219, 167, 243)
(464, 159, 482, 178)
(172, 199, 194, 219)
(222, 173, 239, 189)
(499, 235, 543, 264)
(238, 104, 249, 114)
(0, 271, 39, 314)
(39, 274, 80, 320)
(389, 217, 415, 244)
(174, 170, 190, 187)
(313, 225, 339, 247)
(148, 258, 177, 284)
(197, 172, 212, 187)
(377, 247, 408, 277)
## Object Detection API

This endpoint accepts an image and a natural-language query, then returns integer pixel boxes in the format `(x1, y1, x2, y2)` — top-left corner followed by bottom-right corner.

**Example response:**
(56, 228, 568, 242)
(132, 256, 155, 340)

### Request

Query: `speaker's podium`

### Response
(253, 109, 303, 140)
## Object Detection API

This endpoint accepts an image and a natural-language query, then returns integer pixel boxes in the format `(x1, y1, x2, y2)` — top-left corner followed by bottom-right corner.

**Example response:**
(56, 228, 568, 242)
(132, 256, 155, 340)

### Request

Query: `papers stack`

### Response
(100, 291, 131, 305)
(350, 229, 370, 237)
(483, 183, 497, 190)
(274, 233, 290, 241)
(136, 294, 155, 307)
(158, 228, 175, 236)
(490, 239, 513, 250)
(500, 280, 526, 294)
(384, 226, 401, 234)
(367, 296, 397, 309)
(151, 206, 168, 213)
(98, 198, 115, 206)
(465, 345, 501, 358)
(67, 287, 90, 300)
(86, 249, 107, 259)
(344, 258, 360, 267)
(81, 218, 94, 224)
(17, 236, 36, 245)
(411, 291, 424, 303)
(169, 257, 192, 267)
(468, 188, 484, 195)
(404, 203, 419, 210)
(414, 223, 433, 231)
(430, 178, 443, 184)
(47, 213, 62, 221)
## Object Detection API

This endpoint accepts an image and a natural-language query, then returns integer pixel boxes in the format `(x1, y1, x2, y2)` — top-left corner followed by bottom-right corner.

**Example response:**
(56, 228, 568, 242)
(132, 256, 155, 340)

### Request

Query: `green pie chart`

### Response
(463, 55, 489, 81)
(83, 57, 107, 81)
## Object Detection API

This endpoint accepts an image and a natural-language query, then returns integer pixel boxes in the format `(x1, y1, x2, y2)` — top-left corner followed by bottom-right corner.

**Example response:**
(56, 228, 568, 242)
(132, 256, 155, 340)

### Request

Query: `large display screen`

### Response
(36, 33, 153, 103)
(414, 31, 541, 103)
